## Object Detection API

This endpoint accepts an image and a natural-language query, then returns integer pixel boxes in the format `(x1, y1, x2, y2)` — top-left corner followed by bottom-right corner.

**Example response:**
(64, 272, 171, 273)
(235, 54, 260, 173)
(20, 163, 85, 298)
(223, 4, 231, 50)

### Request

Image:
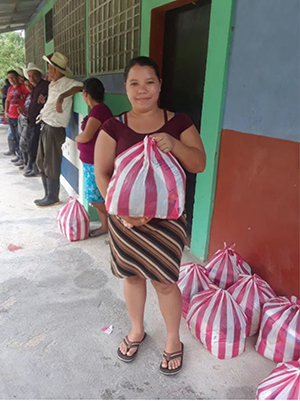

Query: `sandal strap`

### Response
(163, 349, 183, 362)
(123, 335, 143, 351)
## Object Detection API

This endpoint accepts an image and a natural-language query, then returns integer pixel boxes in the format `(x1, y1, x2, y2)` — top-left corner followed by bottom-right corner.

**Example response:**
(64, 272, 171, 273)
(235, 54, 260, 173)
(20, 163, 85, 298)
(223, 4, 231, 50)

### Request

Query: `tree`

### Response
(0, 31, 25, 90)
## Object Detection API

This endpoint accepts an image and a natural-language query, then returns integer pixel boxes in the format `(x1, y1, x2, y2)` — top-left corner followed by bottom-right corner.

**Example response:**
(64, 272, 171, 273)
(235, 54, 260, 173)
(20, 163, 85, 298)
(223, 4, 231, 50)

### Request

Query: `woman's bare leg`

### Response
(152, 281, 182, 370)
(90, 202, 108, 235)
(119, 276, 147, 356)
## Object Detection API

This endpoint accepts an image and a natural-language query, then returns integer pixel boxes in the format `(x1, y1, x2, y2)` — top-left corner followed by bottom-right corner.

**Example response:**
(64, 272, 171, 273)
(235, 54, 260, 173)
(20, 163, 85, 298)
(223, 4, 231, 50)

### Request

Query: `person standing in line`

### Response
(34, 52, 83, 207)
(72, 78, 112, 237)
(2, 78, 11, 112)
(22, 62, 49, 177)
(18, 78, 34, 171)
(5, 70, 29, 164)
(94, 56, 206, 375)
(2, 79, 14, 157)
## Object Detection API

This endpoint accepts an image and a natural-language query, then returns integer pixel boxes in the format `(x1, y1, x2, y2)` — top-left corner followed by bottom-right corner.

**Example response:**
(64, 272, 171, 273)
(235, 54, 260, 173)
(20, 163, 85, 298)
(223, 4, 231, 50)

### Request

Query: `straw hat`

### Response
(15, 67, 25, 78)
(23, 62, 44, 80)
(42, 52, 73, 77)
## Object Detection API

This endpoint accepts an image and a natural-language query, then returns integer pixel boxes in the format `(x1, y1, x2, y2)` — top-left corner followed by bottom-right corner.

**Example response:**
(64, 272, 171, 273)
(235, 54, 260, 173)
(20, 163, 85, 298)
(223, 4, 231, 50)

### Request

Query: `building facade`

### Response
(25, 0, 300, 296)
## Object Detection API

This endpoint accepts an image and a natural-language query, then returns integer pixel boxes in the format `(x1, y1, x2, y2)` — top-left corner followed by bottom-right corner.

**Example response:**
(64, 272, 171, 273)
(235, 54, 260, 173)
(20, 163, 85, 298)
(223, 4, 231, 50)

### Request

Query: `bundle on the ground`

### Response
(106, 136, 186, 219)
(177, 263, 212, 318)
(228, 274, 276, 337)
(255, 296, 300, 362)
(186, 285, 248, 359)
(57, 197, 90, 241)
(256, 360, 300, 400)
(205, 243, 251, 289)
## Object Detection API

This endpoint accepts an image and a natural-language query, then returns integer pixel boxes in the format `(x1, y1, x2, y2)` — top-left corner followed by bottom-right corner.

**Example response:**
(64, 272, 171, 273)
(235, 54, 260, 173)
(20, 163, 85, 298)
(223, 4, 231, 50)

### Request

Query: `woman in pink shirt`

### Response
(76, 78, 113, 237)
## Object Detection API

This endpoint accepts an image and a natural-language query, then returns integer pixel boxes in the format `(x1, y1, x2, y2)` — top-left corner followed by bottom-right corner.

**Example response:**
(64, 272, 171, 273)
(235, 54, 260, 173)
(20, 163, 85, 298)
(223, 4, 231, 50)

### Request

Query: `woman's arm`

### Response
(75, 117, 102, 143)
(94, 130, 117, 199)
(151, 125, 206, 173)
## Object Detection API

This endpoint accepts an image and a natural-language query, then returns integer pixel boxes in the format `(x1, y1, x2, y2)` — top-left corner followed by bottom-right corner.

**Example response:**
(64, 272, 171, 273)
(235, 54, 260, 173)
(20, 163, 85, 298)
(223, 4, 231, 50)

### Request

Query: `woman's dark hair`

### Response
(124, 56, 160, 81)
(7, 70, 18, 77)
(83, 78, 105, 102)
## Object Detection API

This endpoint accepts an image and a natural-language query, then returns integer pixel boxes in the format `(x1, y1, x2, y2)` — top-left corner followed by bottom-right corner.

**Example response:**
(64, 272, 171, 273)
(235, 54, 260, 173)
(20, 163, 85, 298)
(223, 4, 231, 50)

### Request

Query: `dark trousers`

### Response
(20, 123, 41, 166)
(9, 118, 21, 158)
(36, 123, 66, 179)
(29, 123, 41, 165)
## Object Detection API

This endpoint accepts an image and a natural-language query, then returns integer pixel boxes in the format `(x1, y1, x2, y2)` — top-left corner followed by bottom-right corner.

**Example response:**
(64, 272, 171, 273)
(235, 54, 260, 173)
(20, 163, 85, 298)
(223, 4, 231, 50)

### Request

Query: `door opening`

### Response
(158, 0, 211, 241)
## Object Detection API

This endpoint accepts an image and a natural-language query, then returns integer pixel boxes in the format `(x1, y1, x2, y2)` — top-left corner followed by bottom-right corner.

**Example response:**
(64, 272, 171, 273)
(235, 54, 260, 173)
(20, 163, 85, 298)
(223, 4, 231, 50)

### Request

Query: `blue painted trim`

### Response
(65, 112, 79, 140)
(61, 156, 79, 193)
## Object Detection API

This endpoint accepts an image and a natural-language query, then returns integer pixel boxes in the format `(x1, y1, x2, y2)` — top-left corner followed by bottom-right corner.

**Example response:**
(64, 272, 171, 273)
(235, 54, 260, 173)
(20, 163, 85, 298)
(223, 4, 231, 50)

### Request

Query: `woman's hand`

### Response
(150, 133, 176, 153)
(119, 216, 151, 228)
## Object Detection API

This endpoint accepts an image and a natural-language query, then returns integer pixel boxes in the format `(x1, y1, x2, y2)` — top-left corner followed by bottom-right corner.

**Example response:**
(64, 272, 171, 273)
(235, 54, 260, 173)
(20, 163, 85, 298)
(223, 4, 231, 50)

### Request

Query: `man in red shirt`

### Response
(5, 70, 29, 163)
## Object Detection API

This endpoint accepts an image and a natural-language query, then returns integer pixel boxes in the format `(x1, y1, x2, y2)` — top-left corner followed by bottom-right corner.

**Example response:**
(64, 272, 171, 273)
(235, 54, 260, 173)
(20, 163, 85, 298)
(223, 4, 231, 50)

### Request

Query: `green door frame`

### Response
(140, 0, 235, 261)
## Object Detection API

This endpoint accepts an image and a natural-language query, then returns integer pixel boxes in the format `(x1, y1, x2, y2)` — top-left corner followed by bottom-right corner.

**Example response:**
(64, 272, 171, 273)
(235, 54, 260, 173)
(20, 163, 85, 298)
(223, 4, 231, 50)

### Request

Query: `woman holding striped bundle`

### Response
(94, 56, 206, 375)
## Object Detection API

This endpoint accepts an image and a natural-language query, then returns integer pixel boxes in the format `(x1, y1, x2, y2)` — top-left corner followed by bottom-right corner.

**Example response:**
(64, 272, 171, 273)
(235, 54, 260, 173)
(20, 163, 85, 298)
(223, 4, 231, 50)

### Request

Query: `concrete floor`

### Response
(0, 124, 276, 400)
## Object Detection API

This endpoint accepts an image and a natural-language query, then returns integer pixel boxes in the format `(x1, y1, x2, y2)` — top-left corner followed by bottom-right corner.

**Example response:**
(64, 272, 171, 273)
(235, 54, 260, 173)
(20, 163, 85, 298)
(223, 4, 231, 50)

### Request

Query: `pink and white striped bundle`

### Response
(256, 360, 300, 400)
(187, 285, 248, 359)
(205, 243, 251, 289)
(256, 296, 300, 362)
(177, 263, 212, 318)
(57, 197, 90, 242)
(228, 274, 276, 337)
(106, 136, 186, 219)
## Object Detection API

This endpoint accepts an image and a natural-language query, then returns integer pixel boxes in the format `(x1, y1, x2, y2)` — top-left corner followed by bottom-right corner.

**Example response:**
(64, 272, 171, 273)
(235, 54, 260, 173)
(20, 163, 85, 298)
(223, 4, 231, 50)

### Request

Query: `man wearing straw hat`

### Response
(35, 52, 83, 207)
(21, 62, 49, 177)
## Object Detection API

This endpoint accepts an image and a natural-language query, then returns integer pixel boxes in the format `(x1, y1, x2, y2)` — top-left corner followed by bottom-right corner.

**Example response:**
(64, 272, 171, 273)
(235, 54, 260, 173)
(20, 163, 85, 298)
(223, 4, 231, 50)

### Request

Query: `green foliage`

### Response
(0, 31, 25, 90)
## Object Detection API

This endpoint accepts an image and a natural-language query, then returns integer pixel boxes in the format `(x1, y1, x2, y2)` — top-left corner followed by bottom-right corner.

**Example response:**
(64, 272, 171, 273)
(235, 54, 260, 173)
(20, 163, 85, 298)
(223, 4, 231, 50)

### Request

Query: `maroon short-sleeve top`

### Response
(101, 109, 193, 157)
(78, 103, 113, 164)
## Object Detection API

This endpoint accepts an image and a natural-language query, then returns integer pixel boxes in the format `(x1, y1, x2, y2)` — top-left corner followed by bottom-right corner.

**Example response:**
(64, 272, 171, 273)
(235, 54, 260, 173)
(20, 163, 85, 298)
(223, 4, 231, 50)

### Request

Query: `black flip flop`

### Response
(160, 342, 184, 375)
(89, 229, 108, 238)
(117, 333, 147, 363)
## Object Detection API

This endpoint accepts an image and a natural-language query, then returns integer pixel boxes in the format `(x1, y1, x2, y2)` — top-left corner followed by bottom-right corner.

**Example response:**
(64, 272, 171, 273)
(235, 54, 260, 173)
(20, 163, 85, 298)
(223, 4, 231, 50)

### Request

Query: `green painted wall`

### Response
(140, 0, 174, 55)
(27, 0, 56, 31)
(190, 0, 234, 260)
(26, 0, 56, 65)
(104, 93, 131, 115)
(140, 0, 234, 261)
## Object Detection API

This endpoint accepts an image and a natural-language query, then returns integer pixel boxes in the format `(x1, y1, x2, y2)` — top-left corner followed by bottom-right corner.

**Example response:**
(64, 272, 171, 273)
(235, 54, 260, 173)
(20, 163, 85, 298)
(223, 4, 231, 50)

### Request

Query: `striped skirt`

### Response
(108, 214, 187, 283)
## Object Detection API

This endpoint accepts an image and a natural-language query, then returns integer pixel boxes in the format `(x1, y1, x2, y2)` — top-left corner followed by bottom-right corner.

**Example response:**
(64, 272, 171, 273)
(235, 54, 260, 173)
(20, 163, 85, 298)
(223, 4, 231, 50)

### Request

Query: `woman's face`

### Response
(125, 65, 161, 112)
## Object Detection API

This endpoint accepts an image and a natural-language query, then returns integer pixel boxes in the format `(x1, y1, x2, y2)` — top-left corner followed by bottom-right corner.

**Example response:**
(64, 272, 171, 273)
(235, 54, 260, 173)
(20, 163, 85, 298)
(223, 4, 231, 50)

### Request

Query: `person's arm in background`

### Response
(75, 117, 102, 144)
(94, 130, 116, 199)
(56, 86, 83, 113)
(4, 92, 10, 119)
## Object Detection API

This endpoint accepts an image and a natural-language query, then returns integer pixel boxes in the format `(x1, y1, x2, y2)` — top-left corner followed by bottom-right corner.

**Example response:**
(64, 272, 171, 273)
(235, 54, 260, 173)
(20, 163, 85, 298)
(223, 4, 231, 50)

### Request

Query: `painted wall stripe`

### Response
(190, 0, 235, 261)
(62, 136, 81, 169)
(61, 156, 79, 194)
